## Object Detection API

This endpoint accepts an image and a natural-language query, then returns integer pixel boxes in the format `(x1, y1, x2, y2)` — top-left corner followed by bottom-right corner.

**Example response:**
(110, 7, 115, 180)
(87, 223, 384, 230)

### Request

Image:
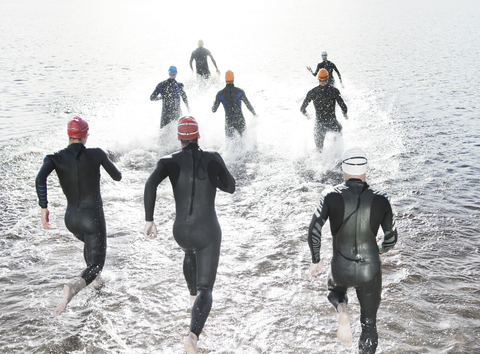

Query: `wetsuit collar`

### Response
(183, 143, 200, 151)
(67, 143, 86, 158)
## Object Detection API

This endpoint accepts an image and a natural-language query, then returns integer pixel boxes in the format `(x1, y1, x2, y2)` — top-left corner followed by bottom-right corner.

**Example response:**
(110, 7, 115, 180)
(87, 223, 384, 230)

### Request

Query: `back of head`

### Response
(225, 70, 234, 82)
(178, 116, 200, 141)
(168, 65, 177, 75)
(342, 147, 368, 175)
(321, 51, 328, 58)
(67, 116, 89, 138)
(198, 39, 204, 46)
(318, 68, 329, 81)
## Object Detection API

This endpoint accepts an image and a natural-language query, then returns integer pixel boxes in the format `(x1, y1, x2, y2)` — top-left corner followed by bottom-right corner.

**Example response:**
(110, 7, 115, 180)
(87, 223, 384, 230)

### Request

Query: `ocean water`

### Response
(1, 0, 479, 353)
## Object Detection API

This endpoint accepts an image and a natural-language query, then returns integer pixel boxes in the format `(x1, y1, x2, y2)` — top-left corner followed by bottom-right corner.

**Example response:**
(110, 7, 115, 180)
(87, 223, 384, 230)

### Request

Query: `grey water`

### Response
(1, 0, 479, 353)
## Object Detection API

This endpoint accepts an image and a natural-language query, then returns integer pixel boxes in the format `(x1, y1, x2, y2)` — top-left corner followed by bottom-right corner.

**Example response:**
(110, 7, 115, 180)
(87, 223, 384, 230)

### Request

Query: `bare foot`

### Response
(184, 332, 198, 354)
(337, 302, 353, 347)
(53, 278, 86, 317)
(92, 274, 104, 290)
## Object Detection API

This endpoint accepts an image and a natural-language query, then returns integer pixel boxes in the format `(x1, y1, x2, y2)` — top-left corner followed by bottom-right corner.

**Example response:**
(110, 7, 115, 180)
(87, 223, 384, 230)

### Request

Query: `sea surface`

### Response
(1, 0, 479, 353)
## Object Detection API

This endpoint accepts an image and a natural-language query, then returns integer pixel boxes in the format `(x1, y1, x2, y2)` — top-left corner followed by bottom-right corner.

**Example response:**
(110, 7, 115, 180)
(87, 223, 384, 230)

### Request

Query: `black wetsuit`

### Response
(300, 83, 347, 151)
(308, 179, 398, 354)
(144, 143, 235, 338)
(189, 46, 218, 79)
(35, 143, 122, 285)
(311, 60, 342, 86)
(212, 84, 256, 138)
(150, 78, 189, 128)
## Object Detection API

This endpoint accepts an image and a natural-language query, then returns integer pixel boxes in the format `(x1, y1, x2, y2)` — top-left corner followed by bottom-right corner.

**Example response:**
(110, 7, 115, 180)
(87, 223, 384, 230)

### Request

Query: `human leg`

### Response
(328, 274, 352, 347)
(183, 250, 197, 297)
(314, 122, 327, 151)
(54, 277, 87, 316)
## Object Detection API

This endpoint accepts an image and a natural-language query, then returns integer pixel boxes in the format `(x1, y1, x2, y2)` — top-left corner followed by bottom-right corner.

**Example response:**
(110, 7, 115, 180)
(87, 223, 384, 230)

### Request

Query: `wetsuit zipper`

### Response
(189, 153, 195, 215)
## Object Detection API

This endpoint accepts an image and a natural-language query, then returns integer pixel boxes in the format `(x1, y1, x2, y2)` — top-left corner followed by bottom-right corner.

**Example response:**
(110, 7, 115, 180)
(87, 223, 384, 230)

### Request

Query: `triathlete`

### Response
(143, 116, 235, 354)
(189, 39, 220, 79)
(307, 147, 398, 353)
(150, 65, 190, 128)
(307, 51, 343, 87)
(35, 116, 122, 316)
(300, 68, 348, 151)
(212, 70, 257, 138)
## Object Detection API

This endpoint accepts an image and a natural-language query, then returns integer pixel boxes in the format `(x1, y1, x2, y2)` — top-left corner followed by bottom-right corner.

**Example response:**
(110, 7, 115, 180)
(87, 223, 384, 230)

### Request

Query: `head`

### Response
(341, 147, 368, 181)
(318, 68, 329, 85)
(198, 39, 204, 47)
(178, 116, 200, 147)
(321, 51, 328, 61)
(168, 65, 177, 79)
(225, 70, 234, 84)
(67, 116, 89, 144)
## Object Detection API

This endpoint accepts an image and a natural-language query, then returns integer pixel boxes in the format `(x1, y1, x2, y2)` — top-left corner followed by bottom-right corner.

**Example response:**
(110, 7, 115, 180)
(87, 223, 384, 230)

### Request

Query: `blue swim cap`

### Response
(168, 66, 177, 75)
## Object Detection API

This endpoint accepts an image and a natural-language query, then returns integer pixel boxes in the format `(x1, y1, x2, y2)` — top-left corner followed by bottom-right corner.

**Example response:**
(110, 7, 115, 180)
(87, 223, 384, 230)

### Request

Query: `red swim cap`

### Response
(67, 116, 89, 138)
(178, 116, 200, 140)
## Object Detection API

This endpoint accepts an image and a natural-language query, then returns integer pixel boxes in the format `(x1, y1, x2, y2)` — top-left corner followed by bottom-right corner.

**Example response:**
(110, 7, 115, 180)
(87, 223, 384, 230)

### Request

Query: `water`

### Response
(1, 0, 479, 353)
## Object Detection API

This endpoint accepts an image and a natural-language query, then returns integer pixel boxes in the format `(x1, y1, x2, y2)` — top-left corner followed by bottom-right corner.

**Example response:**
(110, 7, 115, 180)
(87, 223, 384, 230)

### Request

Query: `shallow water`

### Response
(1, 0, 480, 353)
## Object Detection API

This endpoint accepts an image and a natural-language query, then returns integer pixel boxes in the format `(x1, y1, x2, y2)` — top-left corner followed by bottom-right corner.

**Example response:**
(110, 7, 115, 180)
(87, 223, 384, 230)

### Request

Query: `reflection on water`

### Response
(1, 0, 480, 353)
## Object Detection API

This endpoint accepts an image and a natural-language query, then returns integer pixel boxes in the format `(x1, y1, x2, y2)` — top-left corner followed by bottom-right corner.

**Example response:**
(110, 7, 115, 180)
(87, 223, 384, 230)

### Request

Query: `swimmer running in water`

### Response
(143, 116, 235, 353)
(307, 147, 398, 353)
(35, 117, 122, 316)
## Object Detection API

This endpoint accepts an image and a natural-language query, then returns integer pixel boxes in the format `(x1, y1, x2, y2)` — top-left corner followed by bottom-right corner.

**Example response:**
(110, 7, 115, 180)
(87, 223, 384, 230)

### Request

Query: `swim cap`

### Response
(168, 66, 177, 75)
(342, 147, 368, 175)
(67, 116, 89, 139)
(178, 116, 200, 140)
(198, 39, 204, 46)
(225, 70, 234, 82)
(322, 51, 328, 57)
(318, 68, 329, 81)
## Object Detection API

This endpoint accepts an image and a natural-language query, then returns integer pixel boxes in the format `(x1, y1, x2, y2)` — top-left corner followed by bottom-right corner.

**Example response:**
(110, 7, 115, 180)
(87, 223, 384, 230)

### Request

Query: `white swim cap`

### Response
(321, 51, 328, 57)
(342, 147, 368, 175)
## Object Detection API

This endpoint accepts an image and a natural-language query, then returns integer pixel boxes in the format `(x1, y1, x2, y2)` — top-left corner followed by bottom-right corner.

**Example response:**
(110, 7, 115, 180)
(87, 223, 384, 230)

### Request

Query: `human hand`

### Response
(344, 114, 349, 120)
(306, 66, 312, 72)
(41, 208, 50, 229)
(308, 262, 324, 280)
(144, 221, 158, 239)
(216, 68, 220, 74)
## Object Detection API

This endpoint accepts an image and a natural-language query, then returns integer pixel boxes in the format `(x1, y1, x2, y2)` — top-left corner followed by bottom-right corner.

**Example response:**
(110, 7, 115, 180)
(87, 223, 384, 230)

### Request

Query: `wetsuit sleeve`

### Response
(207, 49, 218, 69)
(189, 51, 195, 70)
(300, 91, 313, 116)
(208, 153, 235, 194)
(212, 92, 221, 113)
(332, 63, 342, 82)
(241, 90, 256, 115)
(378, 197, 398, 254)
(35, 156, 55, 208)
(335, 90, 348, 116)
(179, 83, 189, 110)
(144, 160, 170, 221)
(312, 63, 321, 77)
(150, 84, 162, 101)
(308, 190, 330, 263)
(99, 149, 122, 181)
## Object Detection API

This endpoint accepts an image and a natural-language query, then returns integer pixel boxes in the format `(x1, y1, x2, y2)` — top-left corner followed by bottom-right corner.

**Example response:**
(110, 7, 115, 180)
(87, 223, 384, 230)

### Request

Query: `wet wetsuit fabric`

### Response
(308, 179, 397, 354)
(144, 143, 235, 338)
(212, 84, 256, 138)
(312, 60, 342, 86)
(300, 84, 347, 151)
(150, 79, 189, 128)
(35, 143, 122, 285)
(189, 46, 218, 79)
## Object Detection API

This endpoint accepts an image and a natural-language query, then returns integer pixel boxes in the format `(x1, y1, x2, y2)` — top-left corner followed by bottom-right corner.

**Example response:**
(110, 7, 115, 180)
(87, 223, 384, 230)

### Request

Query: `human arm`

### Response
(100, 149, 122, 181)
(35, 156, 55, 229)
(150, 85, 162, 101)
(241, 90, 256, 116)
(308, 191, 329, 264)
(189, 51, 195, 71)
(212, 92, 221, 113)
(144, 221, 158, 239)
(300, 91, 312, 116)
(207, 50, 220, 74)
(208, 154, 235, 194)
(332, 63, 342, 84)
(179, 84, 190, 111)
(312, 63, 322, 77)
(144, 159, 169, 222)
(378, 197, 398, 254)
(335, 89, 348, 118)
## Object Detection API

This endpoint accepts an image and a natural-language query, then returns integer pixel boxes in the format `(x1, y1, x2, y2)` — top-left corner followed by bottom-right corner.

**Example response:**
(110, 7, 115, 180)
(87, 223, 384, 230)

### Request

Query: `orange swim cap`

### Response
(225, 70, 234, 82)
(318, 68, 329, 81)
